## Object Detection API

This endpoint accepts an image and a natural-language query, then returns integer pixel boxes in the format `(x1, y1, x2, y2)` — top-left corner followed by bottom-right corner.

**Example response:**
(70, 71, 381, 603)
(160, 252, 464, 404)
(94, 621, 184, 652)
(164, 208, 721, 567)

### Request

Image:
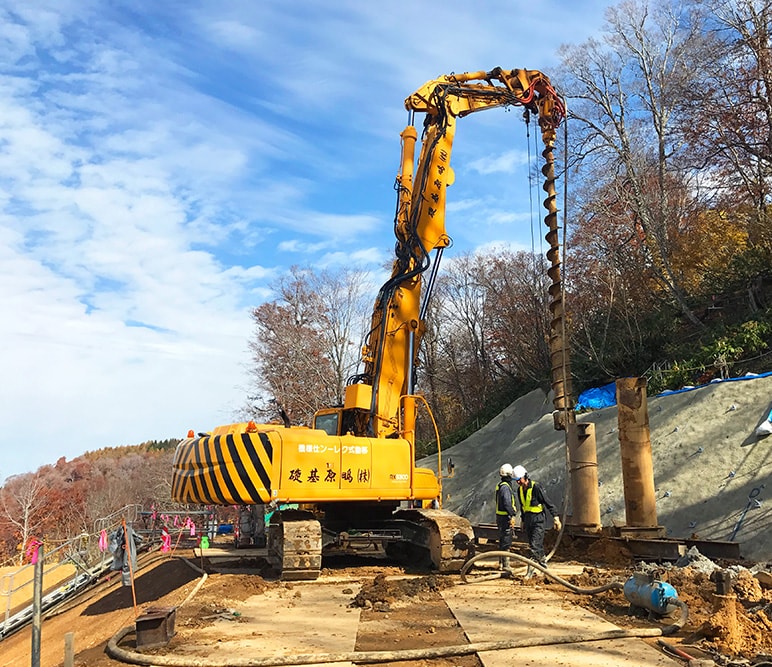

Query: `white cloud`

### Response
(315, 247, 387, 270)
(0, 0, 609, 481)
(472, 239, 533, 256)
(277, 239, 329, 254)
(469, 149, 530, 175)
(207, 19, 265, 50)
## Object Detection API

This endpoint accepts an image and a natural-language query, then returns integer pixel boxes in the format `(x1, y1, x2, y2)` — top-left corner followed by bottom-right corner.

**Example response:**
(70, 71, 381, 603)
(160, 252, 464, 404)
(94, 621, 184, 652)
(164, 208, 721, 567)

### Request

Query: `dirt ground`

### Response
(0, 562, 77, 614)
(555, 560, 772, 660)
(2, 544, 771, 667)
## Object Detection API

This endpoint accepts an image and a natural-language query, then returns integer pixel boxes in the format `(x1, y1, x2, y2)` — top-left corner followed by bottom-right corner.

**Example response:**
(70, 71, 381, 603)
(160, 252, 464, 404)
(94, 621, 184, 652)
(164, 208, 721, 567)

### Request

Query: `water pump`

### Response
(623, 572, 679, 615)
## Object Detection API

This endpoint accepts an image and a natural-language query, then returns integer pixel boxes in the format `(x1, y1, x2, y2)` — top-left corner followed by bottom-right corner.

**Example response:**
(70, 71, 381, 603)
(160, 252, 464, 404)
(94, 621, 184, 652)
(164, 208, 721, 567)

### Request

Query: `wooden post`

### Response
(64, 632, 75, 667)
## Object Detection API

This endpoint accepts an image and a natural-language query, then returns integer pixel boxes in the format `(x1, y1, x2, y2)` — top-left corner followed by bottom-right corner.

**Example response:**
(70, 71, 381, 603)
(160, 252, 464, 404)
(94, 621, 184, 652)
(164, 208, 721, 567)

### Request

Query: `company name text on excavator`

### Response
(171, 68, 566, 580)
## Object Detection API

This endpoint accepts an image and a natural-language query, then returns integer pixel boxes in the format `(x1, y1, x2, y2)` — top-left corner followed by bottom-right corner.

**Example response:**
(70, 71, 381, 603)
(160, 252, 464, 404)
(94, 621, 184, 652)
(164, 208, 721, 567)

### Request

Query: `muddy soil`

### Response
(535, 561, 772, 661)
(350, 574, 480, 667)
(2, 549, 771, 667)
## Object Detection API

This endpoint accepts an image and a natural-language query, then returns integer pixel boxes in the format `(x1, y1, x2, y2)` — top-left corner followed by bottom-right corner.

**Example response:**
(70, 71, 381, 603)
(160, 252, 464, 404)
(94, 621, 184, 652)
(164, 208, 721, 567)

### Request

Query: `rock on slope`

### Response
(419, 374, 772, 561)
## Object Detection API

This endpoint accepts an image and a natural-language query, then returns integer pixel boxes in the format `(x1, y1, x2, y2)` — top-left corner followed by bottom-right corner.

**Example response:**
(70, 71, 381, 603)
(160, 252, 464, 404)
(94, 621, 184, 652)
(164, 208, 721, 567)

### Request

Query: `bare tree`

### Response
(309, 267, 371, 405)
(567, 169, 662, 377)
(418, 252, 494, 431)
(246, 265, 370, 425)
(417, 246, 553, 436)
(681, 0, 772, 251)
(477, 248, 553, 384)
(558, 0, 705, 325)
(0, 472, 51, 565)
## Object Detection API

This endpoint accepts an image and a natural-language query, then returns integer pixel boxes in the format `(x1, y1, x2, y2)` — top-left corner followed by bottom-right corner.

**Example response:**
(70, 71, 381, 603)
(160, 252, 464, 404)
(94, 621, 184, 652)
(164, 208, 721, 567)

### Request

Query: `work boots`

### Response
(500, 556, 511, 571)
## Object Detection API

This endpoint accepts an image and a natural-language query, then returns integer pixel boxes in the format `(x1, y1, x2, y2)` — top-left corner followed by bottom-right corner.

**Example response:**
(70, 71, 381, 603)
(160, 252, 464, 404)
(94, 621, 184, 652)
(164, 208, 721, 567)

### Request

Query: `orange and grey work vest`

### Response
(495, 480, 515, 515)
(519, 482, 544, 514)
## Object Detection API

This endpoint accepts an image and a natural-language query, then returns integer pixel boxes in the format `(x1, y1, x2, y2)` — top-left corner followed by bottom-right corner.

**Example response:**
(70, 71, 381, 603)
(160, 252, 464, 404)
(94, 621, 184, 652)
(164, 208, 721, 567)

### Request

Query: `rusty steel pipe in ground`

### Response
(616, 378, 658, 528)
(567, 422, 602, 530)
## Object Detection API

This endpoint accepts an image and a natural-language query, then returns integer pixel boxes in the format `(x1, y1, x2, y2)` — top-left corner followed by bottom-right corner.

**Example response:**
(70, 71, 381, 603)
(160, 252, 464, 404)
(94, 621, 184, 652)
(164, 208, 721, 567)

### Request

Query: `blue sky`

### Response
(0, 1, 610, 482)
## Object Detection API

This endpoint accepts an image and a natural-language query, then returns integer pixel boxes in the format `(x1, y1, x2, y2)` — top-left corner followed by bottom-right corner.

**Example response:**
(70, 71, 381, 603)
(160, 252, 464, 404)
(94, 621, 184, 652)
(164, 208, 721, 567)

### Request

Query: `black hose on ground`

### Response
(661, 597, 689, 636)
(106, 624, 671, 667)
(461, 551, 688, 636)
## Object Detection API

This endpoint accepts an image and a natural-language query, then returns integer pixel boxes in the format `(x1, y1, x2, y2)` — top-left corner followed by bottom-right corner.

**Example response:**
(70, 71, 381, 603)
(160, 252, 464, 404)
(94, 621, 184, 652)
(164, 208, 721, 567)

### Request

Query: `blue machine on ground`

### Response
(623, 572, 679, 615)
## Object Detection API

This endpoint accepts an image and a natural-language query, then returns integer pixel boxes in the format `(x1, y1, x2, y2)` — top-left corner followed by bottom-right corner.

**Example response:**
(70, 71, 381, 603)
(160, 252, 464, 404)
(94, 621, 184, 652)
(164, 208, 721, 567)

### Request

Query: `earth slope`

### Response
(419, 375, 772, 562)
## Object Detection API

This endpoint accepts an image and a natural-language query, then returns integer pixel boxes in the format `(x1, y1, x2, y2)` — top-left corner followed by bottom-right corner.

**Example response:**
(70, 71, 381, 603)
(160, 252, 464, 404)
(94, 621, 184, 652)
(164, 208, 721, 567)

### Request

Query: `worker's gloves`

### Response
(553, 516, 562, 531)
(509, 516, 517, 529)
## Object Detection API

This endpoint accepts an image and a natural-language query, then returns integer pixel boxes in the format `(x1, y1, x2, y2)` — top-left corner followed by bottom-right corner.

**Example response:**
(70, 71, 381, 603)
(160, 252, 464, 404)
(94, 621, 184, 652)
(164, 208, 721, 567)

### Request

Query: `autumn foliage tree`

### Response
(0, 440, 180, 565)
(558, 0, 707, 326)
(678, 0, 772, 295)
(245, 266, 370, 425)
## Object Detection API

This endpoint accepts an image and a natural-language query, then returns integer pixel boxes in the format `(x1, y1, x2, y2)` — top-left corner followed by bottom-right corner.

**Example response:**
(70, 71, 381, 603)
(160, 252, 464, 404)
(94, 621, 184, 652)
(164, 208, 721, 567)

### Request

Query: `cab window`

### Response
(313, 412, 340, 436)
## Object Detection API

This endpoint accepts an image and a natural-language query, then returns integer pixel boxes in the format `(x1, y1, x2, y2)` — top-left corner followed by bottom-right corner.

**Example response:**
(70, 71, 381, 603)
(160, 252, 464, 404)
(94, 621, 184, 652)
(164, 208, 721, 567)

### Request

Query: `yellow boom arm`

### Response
(350, 68, 564, 443)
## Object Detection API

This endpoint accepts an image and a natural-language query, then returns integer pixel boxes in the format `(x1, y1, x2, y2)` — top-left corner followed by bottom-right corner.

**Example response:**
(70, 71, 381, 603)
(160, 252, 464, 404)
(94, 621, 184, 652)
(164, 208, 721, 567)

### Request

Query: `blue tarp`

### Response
(576, 382, 618, 410)
(575, 371, 772, 411)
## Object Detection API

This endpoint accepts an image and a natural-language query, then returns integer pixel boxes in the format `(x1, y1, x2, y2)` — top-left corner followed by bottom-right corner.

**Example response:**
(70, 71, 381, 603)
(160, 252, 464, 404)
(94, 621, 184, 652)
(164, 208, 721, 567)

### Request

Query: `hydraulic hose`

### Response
(105, 552, 687, 666)
(461, 551, 688, 636)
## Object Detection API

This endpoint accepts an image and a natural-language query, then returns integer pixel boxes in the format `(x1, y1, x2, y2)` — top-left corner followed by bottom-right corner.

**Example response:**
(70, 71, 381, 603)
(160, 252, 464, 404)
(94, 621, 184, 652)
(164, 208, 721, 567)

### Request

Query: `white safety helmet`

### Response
(499, 463, 514, 477)
(512, 465, 528, 481)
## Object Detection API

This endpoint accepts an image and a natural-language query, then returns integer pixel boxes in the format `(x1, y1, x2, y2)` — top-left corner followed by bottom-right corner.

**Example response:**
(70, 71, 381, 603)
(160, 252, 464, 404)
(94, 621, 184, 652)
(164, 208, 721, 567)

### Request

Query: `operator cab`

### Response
(312, 409, 341, 436)
(313, 383, 374, 437)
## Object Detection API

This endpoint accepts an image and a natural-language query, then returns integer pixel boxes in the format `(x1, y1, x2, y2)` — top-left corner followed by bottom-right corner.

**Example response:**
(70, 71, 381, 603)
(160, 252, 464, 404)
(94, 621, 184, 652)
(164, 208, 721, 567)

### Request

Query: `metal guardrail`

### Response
(0, 504, 147, 641)
(93, 504, 142, 535)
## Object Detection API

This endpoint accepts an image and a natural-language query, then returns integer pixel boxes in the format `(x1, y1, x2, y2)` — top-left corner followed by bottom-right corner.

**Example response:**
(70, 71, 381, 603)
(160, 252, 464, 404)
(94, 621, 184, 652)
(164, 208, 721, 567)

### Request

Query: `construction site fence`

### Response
(0, 504, 229, 639)
(0, 504, 152, 639)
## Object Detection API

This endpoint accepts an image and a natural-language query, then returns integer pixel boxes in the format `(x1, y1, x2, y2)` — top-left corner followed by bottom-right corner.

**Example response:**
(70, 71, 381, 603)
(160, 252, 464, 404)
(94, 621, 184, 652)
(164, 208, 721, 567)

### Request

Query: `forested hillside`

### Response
(0, 440, 180, 566)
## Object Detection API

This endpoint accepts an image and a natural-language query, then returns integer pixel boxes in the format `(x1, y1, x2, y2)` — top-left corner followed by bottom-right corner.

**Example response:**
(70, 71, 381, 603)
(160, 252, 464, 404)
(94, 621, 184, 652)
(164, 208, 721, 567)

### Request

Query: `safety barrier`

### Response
(0, 504, 144, 640)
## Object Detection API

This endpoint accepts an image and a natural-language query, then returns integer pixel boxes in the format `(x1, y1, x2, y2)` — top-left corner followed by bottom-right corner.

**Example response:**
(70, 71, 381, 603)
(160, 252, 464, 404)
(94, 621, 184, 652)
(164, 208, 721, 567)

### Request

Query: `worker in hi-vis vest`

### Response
(494, 464, 518, 570)
(512, 465, 561, 570)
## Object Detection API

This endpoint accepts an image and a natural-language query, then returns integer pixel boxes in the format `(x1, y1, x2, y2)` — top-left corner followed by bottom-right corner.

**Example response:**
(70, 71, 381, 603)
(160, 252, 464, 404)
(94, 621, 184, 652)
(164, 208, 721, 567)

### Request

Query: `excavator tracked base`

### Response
(394, 508, 475, 572)
(268, 513, 322, 581)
